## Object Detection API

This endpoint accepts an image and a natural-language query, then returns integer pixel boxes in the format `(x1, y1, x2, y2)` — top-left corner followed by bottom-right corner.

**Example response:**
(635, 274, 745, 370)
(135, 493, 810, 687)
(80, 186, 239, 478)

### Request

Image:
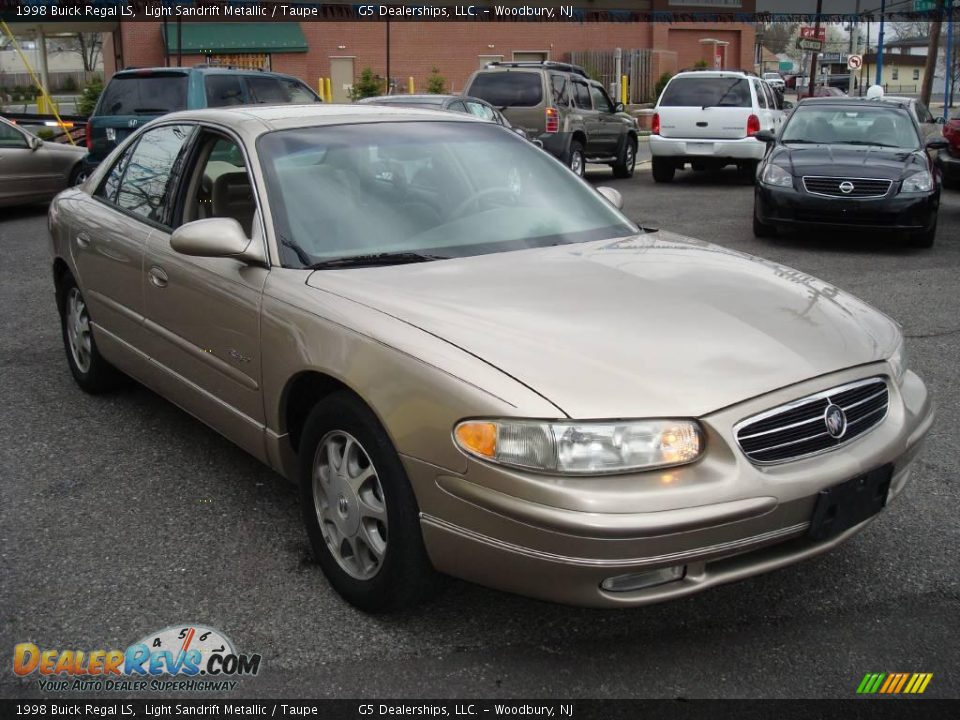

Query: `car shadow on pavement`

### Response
(765, 228, 946, 255)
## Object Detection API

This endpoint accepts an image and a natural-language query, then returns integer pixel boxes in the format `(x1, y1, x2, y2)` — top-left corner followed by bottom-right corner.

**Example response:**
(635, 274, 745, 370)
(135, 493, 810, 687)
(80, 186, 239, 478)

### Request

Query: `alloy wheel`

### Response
(65, 287, 92, 373)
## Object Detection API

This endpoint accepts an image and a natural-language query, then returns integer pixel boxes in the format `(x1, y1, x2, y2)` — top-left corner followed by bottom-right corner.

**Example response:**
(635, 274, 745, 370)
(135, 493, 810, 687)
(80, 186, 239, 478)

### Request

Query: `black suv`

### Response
(464, 61, 638, 178)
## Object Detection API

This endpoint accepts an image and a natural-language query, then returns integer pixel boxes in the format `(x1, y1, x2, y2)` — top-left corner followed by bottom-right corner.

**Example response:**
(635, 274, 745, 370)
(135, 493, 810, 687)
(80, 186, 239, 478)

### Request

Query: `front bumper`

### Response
(755, 181, 938, 232)
(650, 134, 766, 162)
(406, 364, 933, 607)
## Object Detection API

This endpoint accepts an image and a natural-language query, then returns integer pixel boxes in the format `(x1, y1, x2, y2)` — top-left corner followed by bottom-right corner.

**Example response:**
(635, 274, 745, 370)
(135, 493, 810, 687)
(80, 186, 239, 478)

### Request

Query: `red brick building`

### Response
(105, 1, 756, 102)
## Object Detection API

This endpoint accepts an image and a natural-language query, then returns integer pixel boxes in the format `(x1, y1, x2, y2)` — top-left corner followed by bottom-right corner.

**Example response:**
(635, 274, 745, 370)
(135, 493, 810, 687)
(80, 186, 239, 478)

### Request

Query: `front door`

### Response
(589, 84, 621, 155)
(141, 130, 269, 458)
(0, 121, 56, 203)
(330, 57, 355, 103)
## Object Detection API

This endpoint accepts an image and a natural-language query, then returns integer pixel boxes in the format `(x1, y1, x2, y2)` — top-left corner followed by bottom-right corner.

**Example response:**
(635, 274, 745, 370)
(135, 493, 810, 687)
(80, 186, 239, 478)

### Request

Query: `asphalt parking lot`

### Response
(2, 162, 958, 700)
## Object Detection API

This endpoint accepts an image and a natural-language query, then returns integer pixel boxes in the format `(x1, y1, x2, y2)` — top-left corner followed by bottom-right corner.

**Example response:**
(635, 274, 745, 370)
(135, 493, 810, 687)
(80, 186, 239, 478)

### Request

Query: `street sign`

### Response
(848, 54, 863, 70)
(913, 0, 935, 10)
(800, 27, 827, 43)
(798, 38, 824, 52)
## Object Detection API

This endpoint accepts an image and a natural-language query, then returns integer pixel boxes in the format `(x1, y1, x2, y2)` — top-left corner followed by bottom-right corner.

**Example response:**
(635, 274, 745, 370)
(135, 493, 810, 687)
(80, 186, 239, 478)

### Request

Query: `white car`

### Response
(763, 72, 786, 91)
(650, 71, 785, 183)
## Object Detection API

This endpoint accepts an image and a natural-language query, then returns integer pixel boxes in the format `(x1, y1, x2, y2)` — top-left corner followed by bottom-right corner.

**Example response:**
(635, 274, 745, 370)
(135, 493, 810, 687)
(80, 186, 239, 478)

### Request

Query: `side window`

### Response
(589, 85, 613, 113)
(246, 75, 321, 104)
(753, 80, 767, 109)
(114, 125, 195, 224)
(97, 143, 133, 204)
(464, 101, 495, 121)
(446, 100, 468, 113)
(573, 81, 591, 109)
(205, 75, 246, 107)
(551, 74, 568, 105)
(181, 134, 256, 237)
(0, 122, 28, 148)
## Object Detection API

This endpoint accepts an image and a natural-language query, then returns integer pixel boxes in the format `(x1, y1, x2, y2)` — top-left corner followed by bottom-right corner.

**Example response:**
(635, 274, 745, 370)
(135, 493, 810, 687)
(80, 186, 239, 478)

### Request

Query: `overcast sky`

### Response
(757, 0, 918, 12)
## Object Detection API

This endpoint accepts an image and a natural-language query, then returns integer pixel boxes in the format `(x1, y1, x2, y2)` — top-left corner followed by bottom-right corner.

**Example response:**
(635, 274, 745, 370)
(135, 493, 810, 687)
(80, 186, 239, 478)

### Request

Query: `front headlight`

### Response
(889, 336, 908, 383)
(760, 163, 793, 188)
(454, 419, 704, 475)
(901, 171, 933, 194)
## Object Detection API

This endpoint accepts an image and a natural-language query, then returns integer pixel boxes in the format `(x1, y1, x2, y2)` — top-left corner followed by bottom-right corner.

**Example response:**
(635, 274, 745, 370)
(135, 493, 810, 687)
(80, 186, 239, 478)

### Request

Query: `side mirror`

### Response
(27, 135, 42, 151)
(753, 129, 776, 143)
(614, 102, 625, 113)
(926, 138, 949, 151)
(170, 218, 265, 264)
(513, 126, 527, 138)
(596, 186, 623, 210)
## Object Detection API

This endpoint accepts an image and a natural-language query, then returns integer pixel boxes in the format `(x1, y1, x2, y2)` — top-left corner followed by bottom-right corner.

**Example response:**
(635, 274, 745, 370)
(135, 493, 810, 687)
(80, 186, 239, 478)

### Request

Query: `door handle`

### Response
(76, 232, 91, 249)
(148, 266, 169, 288)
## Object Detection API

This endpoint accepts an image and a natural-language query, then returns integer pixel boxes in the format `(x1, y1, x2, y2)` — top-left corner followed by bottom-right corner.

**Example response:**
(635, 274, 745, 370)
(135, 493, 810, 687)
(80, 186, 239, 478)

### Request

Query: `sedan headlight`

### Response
(889, 336, 908, 383)
(454, 419, 704, 475)
(760, 163, 793, 188)
(900, 171, 933, 194)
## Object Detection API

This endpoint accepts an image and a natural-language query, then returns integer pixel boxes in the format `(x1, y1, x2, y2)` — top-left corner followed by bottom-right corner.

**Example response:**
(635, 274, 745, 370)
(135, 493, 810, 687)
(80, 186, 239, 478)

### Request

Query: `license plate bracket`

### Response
(808, 464, 893, 541)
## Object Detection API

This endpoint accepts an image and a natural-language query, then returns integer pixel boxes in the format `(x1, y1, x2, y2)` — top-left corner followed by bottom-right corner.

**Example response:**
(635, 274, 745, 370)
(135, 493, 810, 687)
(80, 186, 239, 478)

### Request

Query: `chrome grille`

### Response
(802, 176, 892, 198)
(735, 377, 889, 465)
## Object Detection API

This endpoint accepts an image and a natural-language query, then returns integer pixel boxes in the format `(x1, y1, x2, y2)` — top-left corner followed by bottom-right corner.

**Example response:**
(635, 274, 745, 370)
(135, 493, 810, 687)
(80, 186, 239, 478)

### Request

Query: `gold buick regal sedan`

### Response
(48, 105, 933, 611)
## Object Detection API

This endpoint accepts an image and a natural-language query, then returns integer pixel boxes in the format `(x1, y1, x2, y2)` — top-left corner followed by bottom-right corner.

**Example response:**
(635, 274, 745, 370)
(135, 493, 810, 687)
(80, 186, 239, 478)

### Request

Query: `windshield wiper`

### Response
(308, 251, 449, 270)
(702, 80, 742, 110)
(842, 140, 901, 148)
(279, 234, 313, 267)
(782, 139, 819, 144)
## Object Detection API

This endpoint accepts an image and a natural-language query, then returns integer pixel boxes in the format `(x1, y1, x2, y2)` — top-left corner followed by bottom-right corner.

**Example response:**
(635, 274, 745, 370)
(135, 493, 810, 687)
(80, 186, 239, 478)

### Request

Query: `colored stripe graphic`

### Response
(857, 673, 932, 694)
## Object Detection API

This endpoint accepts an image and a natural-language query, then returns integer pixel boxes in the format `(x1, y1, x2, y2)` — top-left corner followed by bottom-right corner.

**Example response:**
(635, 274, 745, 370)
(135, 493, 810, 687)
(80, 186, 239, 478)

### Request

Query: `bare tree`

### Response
(62, 33, 102, 72)
(759, 23, 799, 55)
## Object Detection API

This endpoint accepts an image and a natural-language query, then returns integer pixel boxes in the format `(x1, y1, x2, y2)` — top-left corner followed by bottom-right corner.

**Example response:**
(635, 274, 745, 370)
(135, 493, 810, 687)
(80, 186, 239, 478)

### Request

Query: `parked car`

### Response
(356, 94, 534, 142)
(49, 104, 931, 611)
(813, 85, 847, 97)
(937, 117, 960, 188)
(881, 95, 943, 142)
(0, 116, 87, 206)
(762, 72, 786, 92)
(753, 97, 948, 247)
(650, 70, 785, 182)
(83, 65, 322, 178)
(463, 61, 638, 178)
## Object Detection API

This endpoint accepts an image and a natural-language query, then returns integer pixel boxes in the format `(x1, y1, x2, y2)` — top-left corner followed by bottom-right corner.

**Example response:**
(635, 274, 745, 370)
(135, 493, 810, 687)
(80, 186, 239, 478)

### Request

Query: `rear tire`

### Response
(567, 141, 586, 177)
(753, 210, 777, 239)
(58, 275, 124, 394)
(612, 138, 637, 179)
(299, 392, 440, 613)
(68, 163, 88, 187)
(651, 157, 675, 183)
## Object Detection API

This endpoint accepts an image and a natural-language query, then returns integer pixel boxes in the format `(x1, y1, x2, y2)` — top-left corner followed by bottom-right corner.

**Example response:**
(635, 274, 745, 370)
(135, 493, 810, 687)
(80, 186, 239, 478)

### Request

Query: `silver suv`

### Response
(464, 61, 639, 178)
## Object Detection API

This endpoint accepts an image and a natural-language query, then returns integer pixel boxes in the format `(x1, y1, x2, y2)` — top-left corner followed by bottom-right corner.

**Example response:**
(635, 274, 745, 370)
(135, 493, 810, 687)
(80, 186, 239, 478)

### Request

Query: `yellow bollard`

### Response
(408, 76, 415, 95)
(621, 75, 629, 105)
(318, 77, 325, 97)
(324, 77, 333, 103)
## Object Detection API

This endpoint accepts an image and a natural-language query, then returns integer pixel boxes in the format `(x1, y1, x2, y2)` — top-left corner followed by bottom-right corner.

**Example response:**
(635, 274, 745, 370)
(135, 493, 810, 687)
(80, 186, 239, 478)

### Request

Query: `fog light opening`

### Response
(601, 565, 686, 593)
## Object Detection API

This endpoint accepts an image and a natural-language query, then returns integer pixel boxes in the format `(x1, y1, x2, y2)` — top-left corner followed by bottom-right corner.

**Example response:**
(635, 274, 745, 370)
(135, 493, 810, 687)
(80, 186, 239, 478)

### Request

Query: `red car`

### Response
(938, 117, 960, 188)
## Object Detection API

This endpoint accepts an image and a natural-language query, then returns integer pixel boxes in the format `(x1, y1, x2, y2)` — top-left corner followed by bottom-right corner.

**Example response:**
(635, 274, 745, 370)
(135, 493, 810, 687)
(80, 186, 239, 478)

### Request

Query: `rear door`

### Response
(656, 75, 753, 140)
(752, 78, 776, 134)
(0, 120, 56, 203)
(571, 78, 602, 150)
(89, 71, 189, 163)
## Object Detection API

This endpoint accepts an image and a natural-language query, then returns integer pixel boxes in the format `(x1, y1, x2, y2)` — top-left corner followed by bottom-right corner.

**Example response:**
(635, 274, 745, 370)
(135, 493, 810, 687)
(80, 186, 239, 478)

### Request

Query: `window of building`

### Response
(913, 69, 920, 81)
(891, 68, 899, 80)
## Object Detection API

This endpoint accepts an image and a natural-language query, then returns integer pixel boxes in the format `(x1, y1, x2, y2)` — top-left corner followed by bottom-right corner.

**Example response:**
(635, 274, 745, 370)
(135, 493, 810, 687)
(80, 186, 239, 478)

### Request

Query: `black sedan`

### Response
(753, 97, 948, 248)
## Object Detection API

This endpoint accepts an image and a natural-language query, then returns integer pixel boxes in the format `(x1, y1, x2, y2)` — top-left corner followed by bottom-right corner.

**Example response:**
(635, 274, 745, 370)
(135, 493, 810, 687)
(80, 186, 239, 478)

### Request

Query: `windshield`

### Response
(781, 105, 921, 148)
(97, 74, 188, 116)
(258, 122, 635, 268)
(659, 77, 751, 107)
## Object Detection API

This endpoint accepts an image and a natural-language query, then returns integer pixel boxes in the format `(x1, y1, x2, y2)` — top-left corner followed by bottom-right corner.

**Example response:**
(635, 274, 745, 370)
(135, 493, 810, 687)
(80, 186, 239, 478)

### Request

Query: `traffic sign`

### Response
(848, 54, 863, 70)
(798, 38, 824, 52)
(913, 0, 935, 10)
(800, 27, 827, 42)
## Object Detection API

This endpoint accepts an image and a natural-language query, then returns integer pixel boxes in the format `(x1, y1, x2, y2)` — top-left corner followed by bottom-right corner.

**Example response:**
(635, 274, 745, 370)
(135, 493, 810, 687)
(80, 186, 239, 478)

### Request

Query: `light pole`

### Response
(876, 0, 886, 85)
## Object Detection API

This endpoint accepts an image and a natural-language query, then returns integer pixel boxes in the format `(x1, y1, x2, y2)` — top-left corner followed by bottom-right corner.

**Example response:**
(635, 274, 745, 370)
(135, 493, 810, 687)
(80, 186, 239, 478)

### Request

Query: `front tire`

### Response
(612, 138, 637, 179)
(58, 276, 124, 393)
(299, 392, 439, 612)
(651, 157, 675, 183)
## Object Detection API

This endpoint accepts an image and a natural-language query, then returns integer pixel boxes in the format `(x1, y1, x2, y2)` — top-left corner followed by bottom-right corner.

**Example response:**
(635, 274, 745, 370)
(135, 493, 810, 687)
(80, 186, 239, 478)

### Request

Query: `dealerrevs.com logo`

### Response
(13, 624, 262, 692)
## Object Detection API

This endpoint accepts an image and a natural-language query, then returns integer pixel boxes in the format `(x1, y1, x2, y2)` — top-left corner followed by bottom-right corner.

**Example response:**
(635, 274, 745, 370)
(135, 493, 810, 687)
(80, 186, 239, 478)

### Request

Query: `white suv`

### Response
(650, 71, 785, 183)
(763, 72, 786, 92)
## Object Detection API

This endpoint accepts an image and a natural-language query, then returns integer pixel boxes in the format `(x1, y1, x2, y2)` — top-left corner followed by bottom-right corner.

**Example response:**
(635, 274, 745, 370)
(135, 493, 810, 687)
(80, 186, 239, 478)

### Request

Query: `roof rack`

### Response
(484, 60, 588, 78)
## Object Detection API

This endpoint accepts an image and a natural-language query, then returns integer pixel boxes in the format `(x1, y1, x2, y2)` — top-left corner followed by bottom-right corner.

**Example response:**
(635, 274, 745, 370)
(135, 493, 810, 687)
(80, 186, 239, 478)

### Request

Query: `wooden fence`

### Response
(0, 70, 99, 94)
(568, 49, 658, 104)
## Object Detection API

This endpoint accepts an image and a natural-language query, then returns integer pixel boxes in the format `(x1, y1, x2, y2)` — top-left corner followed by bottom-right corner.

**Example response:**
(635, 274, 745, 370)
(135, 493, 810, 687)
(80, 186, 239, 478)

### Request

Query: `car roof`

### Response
(156, 103, 487, 133)
(112, 66, 301, 81)
(796, 97, 911, 110)
(672, 70, 754, 79)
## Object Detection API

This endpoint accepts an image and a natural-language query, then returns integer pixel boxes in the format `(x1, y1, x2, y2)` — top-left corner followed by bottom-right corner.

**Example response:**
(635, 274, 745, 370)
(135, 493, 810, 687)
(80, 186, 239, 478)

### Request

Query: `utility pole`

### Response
(849, 0, 861, 96)
(385, 20, 391, 95)
(920, 0, 946, 105)
(876, 0, 886, 85)
(808, 0, 824, 97)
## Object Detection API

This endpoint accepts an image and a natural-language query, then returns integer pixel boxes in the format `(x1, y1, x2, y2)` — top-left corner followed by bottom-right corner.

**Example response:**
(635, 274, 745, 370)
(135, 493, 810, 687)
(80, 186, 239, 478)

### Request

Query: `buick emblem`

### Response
(838, 181, 855, 194)
(824, 404, 847, 439)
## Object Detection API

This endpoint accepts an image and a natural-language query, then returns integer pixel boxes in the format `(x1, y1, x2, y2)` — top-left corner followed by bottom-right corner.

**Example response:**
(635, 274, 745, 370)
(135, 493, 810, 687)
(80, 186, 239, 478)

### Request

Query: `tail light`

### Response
(747, 114, 761, 136)
(85, 121, 93, 152)
(652, 112, 660, 135)
(545, 107, 559, 134)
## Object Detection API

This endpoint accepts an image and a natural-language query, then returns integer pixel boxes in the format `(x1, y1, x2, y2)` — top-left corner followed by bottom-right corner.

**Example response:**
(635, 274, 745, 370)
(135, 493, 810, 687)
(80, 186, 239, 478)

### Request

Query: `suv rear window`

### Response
(97, 74, 188, 116)
(468, 72, 543, 108)
(659, 77, 752, 108)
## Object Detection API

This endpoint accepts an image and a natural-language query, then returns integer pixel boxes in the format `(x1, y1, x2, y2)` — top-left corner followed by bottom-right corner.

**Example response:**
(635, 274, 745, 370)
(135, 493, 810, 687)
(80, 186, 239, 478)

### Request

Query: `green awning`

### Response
(162, 23, 307, 54)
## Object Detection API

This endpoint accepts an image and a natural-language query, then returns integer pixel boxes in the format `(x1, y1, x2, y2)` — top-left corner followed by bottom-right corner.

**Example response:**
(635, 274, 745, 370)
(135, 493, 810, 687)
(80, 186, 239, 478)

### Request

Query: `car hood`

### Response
(773, 144, 928, 177)
(306, 232, 900, 418)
